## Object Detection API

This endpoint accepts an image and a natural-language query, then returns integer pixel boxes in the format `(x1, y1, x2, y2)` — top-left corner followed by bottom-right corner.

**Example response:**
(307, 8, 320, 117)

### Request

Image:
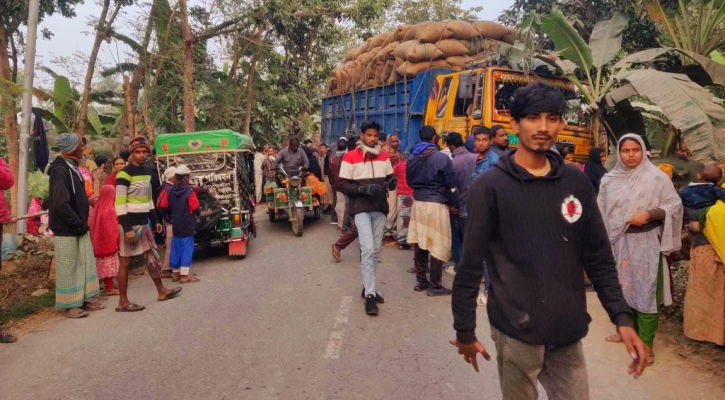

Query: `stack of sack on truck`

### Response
(327, 20, 517, 95)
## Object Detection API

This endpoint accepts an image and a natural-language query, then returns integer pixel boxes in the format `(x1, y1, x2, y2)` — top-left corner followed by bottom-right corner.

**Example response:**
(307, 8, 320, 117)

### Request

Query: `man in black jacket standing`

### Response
(47, 133, 104, 319)
(451, 83, 647, 399)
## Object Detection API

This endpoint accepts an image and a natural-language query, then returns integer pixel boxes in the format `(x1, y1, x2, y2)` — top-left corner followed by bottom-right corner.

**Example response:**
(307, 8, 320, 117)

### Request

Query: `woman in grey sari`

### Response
(597, 134, 683, 366)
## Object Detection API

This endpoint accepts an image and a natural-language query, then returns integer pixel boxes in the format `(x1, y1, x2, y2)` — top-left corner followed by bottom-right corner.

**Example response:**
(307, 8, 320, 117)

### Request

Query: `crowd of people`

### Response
(318, 82, 724, 399)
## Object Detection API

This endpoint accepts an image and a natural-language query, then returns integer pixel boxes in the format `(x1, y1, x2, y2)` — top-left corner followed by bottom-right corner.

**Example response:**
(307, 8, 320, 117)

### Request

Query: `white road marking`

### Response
(323, 296, 353, 360)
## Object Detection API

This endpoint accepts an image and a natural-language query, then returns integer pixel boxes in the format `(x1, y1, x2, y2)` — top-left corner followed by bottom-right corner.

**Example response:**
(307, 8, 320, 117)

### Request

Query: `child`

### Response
(90, 185, 120, 295)
(680, 164, 725, 209)
(393, 155, 413, 251)
(157, 165, 201, 283)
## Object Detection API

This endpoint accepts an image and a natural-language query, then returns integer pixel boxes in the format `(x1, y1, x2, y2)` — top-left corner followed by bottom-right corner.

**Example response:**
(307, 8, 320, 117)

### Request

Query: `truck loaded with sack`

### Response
(155, 130, 257, 258)
(322, 20, 596, 161)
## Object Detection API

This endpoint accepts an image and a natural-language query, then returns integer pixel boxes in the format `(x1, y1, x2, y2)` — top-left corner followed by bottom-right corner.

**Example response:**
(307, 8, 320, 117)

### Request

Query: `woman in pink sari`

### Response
(90, 185, 120, 295)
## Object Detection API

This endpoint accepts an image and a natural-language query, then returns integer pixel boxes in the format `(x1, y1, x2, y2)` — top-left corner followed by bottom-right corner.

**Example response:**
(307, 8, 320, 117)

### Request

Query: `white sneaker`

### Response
(445, 266, 456, 275)
(477, 292, 488, 307)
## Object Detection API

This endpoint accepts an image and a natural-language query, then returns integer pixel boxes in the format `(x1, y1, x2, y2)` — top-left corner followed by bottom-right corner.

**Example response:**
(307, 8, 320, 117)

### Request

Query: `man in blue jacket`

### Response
(406, 126, 458, 296)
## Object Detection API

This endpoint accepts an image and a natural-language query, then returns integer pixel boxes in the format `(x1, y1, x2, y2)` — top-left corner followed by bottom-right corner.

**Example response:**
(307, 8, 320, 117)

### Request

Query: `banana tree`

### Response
(533, 10, 630, 144)
(532, 9, 725, 161)
(639, 0, 725, 57)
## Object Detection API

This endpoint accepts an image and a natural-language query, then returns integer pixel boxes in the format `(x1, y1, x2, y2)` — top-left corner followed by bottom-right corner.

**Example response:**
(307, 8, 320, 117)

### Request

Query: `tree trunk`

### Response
(115, 107, 128, 157)
(179, 0, 195, 132)
(77, 0, 122, 137)
(243, 50, 259, 137)
(0, 23, 19, 220)
(129, 0, 158, 115)
(123, 75, 136, 138)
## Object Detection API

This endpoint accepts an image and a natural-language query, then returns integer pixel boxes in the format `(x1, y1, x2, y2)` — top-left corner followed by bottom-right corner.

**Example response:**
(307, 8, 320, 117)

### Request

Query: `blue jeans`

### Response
(354, 211, 386, 296)
(451, 215, 465, 267)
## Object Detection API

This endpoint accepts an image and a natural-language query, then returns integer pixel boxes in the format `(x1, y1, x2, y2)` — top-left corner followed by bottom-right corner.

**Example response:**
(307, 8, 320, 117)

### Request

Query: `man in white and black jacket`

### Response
(450, 82, 647, 400)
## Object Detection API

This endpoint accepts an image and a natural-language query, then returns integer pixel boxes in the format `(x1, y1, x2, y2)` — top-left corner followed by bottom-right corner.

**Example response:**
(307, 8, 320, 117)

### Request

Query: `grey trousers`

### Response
(491, 326, 589, 400)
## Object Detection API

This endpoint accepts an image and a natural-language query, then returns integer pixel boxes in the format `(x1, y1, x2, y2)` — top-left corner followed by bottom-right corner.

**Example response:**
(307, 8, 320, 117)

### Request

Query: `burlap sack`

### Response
(392, 25, 412, 42)
(445, 21, 479, 40)
(435, 39, 470, 57)
(403, 22, 427, 41)
(382, 59, 396, 82)
(415, 21, 455, 43)
(396, 59, 453, 78)
(472, 21, 511, 40)
(395, 40, 444, 63)
(387, 71, 398, 85)
(381, 41, 401, 60)
(502, 31, 518, 45)
(446, 55, 473, 68)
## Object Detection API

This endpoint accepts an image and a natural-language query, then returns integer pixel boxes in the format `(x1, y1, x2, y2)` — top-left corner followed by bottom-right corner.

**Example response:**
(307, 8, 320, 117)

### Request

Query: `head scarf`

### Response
(584, 147, 607, 191)
(90, 185, 119, 257)
(56, 133, 82, 156)
(598, 134, 683, 253)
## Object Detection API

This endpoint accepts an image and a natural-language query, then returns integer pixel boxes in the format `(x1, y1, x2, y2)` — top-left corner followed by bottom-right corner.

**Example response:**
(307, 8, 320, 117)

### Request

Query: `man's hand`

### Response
(449, 339, 491, 372)
(358, 184, 384, 196)
(155, 223, 163, 234)
(618, 326, 647, 379)
(627, 211, 650, 227)
(125, 230, 137, 244)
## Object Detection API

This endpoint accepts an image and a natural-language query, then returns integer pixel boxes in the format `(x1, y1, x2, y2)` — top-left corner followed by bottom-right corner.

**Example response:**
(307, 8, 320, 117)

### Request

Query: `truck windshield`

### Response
(492, 72, 591, 129)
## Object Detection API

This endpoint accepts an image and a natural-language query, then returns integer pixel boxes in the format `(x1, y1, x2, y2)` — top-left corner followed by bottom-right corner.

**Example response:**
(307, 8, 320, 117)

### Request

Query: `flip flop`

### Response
(65, 308, 90, 318)
(158, 287, 182, 301)
(115, 303, 145, 312)
(180, 276, 200, 284)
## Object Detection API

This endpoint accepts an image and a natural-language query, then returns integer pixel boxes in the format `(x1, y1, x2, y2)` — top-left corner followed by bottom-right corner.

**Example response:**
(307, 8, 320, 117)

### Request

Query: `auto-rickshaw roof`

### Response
(155, 129, 254, 156)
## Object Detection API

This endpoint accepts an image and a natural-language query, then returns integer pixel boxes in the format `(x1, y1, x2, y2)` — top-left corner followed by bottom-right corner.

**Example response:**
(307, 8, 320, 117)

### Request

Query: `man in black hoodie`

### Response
(47, 133, 104, 319)
(451, 83, 647, 399)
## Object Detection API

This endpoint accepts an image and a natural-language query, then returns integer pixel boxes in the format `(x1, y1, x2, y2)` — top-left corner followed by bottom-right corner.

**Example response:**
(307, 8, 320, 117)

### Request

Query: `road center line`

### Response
(323, 296, 353, 360)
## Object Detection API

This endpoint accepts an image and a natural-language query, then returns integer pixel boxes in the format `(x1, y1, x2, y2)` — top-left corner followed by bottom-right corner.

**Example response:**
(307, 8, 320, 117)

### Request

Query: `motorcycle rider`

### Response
(275, 137, 310, 179)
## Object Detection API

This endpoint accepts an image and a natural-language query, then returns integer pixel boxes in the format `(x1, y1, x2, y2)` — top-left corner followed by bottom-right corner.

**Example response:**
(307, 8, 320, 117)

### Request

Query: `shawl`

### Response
(90, 184, 119, 257)
(584, 148, 607, 192)
(598, 134, 683, 253)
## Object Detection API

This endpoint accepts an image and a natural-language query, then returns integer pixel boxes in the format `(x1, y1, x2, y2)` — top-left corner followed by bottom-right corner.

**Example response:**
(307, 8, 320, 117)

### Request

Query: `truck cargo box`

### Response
(321, 68, 453, 151)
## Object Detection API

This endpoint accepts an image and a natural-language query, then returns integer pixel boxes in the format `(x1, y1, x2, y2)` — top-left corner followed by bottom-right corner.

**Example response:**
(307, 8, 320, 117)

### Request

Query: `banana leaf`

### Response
(615, 69, 725, 161)
(539, 10, 592, 73)
(589, 12, 629, 69)
(614, 47, 725, 86)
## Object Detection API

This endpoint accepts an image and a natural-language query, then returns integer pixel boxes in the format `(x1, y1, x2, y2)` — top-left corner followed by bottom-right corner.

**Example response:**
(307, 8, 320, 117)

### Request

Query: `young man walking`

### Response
(444, 132, 477, 275)
(115, 137, 181, 312)
(451, 82, 647, 399)
(47, 133, 104, 319)
(158, 165, 201, 284)
(338, 123, 395, 315)
(406, 126, 457, 296)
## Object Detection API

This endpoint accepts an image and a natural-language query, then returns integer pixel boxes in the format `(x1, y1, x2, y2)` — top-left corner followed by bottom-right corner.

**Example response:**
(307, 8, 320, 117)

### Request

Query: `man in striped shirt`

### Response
(115, 137, 181, 312)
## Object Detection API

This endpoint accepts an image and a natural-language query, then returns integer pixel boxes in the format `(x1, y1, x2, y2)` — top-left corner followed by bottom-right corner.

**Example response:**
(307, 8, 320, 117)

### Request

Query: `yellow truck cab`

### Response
(424, 68, 594, 161)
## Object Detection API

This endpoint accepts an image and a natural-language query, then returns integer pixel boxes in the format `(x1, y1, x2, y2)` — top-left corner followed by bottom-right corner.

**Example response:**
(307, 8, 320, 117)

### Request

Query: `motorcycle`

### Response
(266, 166, 320, 237)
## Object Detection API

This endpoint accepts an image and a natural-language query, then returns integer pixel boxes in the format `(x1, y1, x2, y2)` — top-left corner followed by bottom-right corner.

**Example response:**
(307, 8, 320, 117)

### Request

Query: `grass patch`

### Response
(0, 289, 55, 322)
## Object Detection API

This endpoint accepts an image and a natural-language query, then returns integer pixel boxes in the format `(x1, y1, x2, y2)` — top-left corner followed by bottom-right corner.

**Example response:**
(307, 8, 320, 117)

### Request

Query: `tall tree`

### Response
(179, 0, 195, 132)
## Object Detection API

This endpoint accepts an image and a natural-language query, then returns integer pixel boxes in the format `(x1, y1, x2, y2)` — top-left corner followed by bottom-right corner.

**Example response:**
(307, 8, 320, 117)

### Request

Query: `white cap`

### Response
(175, 165, 191, 175)
(163, 167, 177, 181)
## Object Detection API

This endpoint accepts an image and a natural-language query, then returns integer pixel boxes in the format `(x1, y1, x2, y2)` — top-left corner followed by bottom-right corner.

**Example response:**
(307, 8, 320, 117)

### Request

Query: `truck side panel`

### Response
(321, 68, 453, 152)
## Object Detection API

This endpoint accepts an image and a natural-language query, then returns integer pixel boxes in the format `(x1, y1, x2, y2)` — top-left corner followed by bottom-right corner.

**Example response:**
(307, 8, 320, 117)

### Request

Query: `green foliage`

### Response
(27, 171, 49, 199)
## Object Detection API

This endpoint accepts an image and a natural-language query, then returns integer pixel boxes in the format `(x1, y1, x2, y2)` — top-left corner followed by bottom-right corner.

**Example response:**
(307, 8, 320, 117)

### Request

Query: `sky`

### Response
(31, 0, 514, 87)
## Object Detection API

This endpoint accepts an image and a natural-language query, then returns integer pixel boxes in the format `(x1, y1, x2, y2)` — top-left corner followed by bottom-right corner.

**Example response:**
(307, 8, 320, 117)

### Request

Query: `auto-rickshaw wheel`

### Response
(291, 207, 304, 237)
(313, 207, 321, 220)
(268, 209, 276, 223)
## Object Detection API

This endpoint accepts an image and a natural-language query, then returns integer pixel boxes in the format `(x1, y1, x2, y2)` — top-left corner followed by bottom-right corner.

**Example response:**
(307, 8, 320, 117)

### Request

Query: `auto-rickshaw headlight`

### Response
(290, 176, 302, 187)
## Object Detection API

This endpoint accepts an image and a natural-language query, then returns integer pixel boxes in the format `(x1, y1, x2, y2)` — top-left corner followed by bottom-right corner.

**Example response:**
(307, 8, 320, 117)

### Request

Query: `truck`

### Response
(322, 46, 595, 160)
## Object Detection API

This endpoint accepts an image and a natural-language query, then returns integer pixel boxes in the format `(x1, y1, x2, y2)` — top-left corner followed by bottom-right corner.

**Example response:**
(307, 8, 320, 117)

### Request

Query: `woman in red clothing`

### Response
(0, 156, 16, 343)
(105, 156, 127, 186)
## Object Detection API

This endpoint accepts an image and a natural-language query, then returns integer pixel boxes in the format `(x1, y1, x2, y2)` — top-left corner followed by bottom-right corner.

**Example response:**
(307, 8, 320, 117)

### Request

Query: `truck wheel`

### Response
(268, 210, 276, 223)
(291, 208, 304, 237)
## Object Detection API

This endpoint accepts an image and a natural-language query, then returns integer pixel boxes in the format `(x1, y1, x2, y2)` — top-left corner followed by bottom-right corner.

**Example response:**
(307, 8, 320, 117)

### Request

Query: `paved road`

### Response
(1, 212, 723, 399)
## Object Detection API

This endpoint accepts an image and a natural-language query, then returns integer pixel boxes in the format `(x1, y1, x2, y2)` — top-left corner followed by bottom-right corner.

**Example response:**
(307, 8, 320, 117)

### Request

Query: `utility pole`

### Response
(16, 0, 41, 234)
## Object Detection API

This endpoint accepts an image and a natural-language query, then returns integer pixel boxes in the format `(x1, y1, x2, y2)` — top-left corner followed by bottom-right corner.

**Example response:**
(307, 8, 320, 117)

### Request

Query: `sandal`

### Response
(158, 287, 182, 301)
(81, 300, 106, 312)
(0, 330, 18, 343)
(160, 271, 173, 279)
(180, 276, 200, 284)
(605, 333, 622, 343)
(65, 308, 89, 319)
(115, 303, 145, 312)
